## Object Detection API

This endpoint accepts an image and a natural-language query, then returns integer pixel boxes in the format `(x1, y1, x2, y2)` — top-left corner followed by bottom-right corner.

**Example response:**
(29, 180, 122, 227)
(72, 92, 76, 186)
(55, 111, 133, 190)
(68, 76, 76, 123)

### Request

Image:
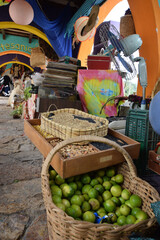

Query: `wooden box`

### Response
(148, 150, 160, 175)
(24, 119, 140, 178)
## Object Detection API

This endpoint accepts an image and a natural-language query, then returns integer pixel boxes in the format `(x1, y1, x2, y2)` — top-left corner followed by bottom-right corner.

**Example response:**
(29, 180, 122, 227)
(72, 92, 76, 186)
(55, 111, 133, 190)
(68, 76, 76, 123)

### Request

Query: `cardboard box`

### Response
(24, 119, 140, 178)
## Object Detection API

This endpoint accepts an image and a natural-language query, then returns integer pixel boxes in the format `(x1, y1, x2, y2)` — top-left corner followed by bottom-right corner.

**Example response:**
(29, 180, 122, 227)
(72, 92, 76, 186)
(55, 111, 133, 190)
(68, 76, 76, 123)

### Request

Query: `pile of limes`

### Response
(49, 166, 148, 225)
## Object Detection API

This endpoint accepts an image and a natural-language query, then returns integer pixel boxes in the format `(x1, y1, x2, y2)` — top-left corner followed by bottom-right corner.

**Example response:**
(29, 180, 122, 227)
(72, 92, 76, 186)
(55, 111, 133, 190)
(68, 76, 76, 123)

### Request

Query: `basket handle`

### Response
(41, 135, 137, 178)
(47, 104, 58, 112)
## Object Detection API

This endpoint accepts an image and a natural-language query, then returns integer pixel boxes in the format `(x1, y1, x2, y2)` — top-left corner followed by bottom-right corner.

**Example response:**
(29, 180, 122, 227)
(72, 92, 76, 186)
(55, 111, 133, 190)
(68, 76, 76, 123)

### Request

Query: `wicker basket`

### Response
(41, 107, 109, 140)
(41, 135, 160, 240)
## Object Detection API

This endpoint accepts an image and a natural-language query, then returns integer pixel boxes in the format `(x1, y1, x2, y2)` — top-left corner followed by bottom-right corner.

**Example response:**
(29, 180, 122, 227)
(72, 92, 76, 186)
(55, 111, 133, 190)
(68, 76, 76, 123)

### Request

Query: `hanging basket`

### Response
(30, 46, 46, 68)
(120, 15, 136, 38)
(41, 135, 160, 240)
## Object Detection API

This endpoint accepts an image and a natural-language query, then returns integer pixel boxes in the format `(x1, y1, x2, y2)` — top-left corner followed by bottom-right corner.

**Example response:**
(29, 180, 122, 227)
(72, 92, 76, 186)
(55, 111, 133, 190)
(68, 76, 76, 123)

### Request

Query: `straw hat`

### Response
(82, 5, 99, 36)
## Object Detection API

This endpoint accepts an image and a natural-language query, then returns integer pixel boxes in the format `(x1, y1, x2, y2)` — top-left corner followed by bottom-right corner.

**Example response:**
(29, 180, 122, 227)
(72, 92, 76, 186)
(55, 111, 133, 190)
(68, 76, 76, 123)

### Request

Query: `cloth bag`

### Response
(30, 47, 46, 68)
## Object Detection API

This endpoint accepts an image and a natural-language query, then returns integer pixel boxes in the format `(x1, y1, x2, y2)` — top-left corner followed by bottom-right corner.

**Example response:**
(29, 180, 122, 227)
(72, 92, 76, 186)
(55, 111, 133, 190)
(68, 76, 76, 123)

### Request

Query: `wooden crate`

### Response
(24, 119, 140, 178)
(148, 150, 160, 175)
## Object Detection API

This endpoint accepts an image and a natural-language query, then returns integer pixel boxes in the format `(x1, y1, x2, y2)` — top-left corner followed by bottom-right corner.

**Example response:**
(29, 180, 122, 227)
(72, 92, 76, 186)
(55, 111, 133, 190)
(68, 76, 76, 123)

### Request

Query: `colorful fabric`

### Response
(26, 0, 72, 57)
(23, 94, 37, 119)
(0, 0, 11, 6)
(77, 70, 124, 117)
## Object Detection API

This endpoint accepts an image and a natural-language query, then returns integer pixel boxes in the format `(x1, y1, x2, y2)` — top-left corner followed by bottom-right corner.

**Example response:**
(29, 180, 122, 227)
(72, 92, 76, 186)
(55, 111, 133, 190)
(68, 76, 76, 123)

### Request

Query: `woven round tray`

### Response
(41, 107, 109, 140)
(41, 135, 160, 240)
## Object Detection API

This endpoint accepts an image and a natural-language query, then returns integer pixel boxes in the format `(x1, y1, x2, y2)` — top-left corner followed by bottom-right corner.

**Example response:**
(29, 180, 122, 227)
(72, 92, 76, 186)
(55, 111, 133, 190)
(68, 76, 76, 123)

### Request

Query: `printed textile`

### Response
(77, 70, 124, 117)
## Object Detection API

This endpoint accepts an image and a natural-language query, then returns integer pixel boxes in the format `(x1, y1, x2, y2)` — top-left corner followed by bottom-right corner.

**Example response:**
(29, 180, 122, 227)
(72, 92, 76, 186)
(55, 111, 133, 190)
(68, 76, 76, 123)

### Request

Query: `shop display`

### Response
(41, 135, 159, 240)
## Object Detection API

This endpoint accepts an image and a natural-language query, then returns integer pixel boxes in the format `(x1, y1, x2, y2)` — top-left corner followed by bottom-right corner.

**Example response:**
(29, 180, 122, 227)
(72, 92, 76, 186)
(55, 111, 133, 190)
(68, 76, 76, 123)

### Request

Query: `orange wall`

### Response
(78, 0, 160, 97)
(128, 0, 160, 97)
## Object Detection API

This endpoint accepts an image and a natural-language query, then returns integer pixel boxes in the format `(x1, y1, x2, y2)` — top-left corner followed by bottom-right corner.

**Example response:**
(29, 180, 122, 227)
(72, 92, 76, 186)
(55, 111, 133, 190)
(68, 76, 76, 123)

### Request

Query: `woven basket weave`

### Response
(41, 135, 160, 240)
(41, 108, 109, 140)
(120, 15, 136, 38)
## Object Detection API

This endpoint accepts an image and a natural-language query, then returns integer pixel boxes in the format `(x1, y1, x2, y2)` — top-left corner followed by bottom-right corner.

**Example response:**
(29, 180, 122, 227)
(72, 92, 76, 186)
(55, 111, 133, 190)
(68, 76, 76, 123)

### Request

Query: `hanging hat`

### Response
(82, 5, 99, 36)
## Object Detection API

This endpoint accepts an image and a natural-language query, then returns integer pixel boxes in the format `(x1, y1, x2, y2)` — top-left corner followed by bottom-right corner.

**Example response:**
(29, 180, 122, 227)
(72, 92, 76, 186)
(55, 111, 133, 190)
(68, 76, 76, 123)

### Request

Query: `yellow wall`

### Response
(78, 0, 160, 97)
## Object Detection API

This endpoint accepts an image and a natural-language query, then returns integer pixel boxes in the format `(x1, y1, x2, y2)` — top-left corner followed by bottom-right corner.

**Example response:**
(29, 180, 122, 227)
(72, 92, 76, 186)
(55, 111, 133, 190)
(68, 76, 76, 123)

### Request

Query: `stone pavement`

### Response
(0, 100, 49, 240)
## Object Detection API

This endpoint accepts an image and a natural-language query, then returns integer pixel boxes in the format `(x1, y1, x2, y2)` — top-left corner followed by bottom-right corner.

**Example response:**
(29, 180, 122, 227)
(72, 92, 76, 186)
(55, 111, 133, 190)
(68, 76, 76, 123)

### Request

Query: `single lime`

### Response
(106, 167, 116, 178)
(102, 190, 112, 201)
(103, 199, 116, 212)
(51, 185, 62, 197)
(117, 215, 126, 226)
(119, 204, 131, 216)
(110, 185, 122, 197)
(94, 184, 104, 194)
(81, 201, 91, 212)
(88, 188, 98, 199)
(103, 181, 112, 190)
(89, 198, 100, 211)
(55, 174, 65, 185)
(81, 174, 91, 184)
(83, 211, 96, 223)
(70, 195, 82, 206)
(129, 194, 142, 208)
(121, 189, 131, 200)
(71, 204, 82, 218)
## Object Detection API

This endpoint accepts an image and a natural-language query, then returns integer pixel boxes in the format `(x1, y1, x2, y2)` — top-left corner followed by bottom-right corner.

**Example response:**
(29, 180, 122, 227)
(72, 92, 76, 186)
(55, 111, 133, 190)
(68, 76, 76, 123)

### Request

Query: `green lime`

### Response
(90, 178, 99, 187)
(70, 195, 82, 206)
(119, 197, 125, 205)
(97, 195, 103, 204)
(111, 196, 121, 206)
(82, 184, 92, 194)
(62, 184, 74, 198)
(62, 199, 70, 209)
(110, 185, 122, 197)
(60, 183, 68, 190)
(56, 202, 65, 211)
(52, 195, 62, 204)
(117, 215, 126, 226)
(103, 181, 112, 190)
(76, 181, 83, 190)
(106, 167, 116, 178)
(126, 215, 136, 224)
(121, 189, 131, 200)
(81, 174, 91, 184)
(83, 211, 96, 223)
(51, 185, 62, 197)
(83, 193, 90, 201)
(55, 174, 65, 185)
(102, 190, 112, 201)
(110, 180, 117, 186)
(135, 210, 148, 221)
(103, 176, 110, 182)
(125, 200, 133, 209)
(89, 198, 100, 211)
(79, 194, 85, 203)
(97, 169, 105, 177)
(103, 199, 116, 212)
(95, 177, 103, 184)
(49, 180, 54, 186)
(69, 182, 77, 191)
(131, 207, 141, 217)
(97, 207, 106, 215)
(49, 169, 57, 180)
(129, 194, 142, 208)
(66, 207, 77, 218)
(115, 207, 121, 217)
(119, 204, 131, 216)
(81, 201, 91, 212)
(88, 188, 98, 199)
(94, 184, 104, 194)
(99, 212, 106, 218)
(114, 174, 124, 184)
(71, 204, 82, 218)
(108, 212, 117, 223)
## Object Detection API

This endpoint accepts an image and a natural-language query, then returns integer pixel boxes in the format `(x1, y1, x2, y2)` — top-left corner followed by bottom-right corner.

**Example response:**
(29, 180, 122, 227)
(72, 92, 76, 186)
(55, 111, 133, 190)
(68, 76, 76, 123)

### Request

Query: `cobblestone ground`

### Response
(0, 101, 49, 240)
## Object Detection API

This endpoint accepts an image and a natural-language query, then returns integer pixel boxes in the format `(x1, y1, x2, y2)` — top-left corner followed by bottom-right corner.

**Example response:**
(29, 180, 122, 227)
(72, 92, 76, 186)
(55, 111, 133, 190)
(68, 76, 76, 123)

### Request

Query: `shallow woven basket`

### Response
(41, 135, 160, 240)
(41, 107, 109, 140)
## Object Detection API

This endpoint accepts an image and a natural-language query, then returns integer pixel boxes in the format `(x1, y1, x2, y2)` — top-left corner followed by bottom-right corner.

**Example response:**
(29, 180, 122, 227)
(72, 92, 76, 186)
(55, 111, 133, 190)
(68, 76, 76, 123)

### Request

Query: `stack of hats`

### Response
(42, 60, 79, 89)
